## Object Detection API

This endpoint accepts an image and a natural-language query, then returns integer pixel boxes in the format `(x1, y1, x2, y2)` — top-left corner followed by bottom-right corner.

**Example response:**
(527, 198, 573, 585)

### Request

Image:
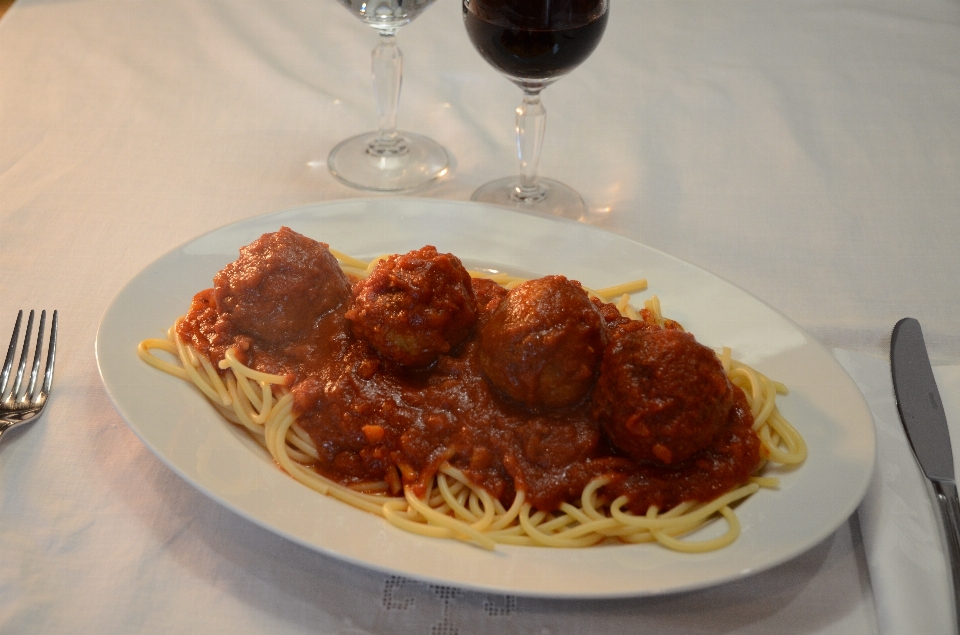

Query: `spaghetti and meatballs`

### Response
(139, 227, 806, 551)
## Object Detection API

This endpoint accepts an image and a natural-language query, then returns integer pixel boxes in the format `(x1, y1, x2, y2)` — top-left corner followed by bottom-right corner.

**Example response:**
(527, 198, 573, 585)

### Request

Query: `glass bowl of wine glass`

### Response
(463, 0, 608, 218)
(329, 0, 450, 192)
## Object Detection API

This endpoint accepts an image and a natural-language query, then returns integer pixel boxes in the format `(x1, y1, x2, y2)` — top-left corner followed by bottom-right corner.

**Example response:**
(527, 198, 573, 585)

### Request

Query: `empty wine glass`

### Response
(463, 0, 608, 217)
(329, 0, 449, 192)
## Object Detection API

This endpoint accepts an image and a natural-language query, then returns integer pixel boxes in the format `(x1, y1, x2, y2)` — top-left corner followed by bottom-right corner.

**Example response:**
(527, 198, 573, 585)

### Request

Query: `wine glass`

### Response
(329, 0, 450, 192)
(463, 0, 608, 218)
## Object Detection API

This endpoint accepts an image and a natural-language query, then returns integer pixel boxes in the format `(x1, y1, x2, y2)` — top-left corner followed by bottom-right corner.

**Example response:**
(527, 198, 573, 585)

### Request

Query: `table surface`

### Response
(1, 0, 958, 633)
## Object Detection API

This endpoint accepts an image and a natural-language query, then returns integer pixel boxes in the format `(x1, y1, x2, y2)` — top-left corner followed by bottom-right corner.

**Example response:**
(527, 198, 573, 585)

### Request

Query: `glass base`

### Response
(470, 176, 586, 219)
(328, 131, 449, 192)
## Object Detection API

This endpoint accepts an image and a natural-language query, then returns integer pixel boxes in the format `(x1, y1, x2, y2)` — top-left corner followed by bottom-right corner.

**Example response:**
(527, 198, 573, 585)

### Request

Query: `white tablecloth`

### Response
(2, 0, 959, 633)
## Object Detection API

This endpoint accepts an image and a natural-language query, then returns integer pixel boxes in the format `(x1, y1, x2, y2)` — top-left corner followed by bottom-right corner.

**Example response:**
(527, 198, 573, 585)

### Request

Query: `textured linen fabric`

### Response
(839, 352, 960, 635)
(2, 0, 959, 633)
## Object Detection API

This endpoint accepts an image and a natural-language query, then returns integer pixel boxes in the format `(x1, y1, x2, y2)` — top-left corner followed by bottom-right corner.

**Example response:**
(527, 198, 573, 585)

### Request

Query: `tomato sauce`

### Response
(177, 231, 761, 515)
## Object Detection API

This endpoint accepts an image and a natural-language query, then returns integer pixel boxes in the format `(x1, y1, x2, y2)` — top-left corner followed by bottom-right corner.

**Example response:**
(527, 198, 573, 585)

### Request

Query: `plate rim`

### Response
(96, 197, 876, 599)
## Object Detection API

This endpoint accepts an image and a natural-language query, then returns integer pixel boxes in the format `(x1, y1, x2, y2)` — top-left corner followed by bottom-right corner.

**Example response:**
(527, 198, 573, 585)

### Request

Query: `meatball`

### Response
(213, 227, 351, 345)
(593, 328, 734, 465)
(472, 277, 508, 315)
(345, 246, 478, 367)
(478, 276, 606, 409)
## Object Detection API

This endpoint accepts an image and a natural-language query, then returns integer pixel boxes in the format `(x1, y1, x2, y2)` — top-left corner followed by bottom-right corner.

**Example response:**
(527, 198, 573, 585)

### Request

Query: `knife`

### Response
(891, 317, 960, 626)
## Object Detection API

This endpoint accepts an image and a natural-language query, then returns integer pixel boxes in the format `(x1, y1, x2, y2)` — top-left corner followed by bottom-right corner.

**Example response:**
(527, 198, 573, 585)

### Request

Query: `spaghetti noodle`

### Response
(139, 244, 806, 553)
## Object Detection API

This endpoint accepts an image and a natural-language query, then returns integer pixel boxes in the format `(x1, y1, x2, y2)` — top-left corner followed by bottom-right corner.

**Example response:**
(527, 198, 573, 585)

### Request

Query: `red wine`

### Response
(464, 0, 608, 81)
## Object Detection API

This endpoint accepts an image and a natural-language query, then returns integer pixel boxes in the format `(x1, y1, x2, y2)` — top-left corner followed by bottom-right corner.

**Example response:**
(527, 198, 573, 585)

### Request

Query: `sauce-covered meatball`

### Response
(345, 246, 478, 367)
(212, 227, 351, 345)
(472, 277, 508, 315)
(478, 275, 606, 409)
(593, 328, 735, 465)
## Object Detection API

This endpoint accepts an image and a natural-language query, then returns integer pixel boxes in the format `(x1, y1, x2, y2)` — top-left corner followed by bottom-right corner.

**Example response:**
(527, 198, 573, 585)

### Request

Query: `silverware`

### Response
(0, 310, 58, 441)
(891, 317, 960, 627)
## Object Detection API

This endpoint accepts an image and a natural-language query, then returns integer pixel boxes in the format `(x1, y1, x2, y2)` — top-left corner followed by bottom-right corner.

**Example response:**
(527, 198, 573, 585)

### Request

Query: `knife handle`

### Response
(933, 479, 960, 628)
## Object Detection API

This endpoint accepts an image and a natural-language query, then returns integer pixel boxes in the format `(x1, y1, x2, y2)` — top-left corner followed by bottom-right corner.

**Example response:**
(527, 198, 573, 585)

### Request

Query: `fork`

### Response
(1, 310, 58, 441)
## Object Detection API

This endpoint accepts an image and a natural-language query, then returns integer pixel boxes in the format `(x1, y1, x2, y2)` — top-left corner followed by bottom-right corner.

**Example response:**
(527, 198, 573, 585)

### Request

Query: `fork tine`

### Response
(1, 310, 23, 397)
(39, 311, 58, 401)
(10, 310, 35, 401)
(24, 311, 47, 404)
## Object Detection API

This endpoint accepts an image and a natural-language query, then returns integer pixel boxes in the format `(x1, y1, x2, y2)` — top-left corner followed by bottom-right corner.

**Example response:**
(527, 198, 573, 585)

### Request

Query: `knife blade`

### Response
(891, 317, 960, 629)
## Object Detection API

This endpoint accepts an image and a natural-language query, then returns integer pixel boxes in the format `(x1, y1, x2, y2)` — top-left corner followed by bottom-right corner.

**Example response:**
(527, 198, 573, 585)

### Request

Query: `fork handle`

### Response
(933, 479, 960, 631)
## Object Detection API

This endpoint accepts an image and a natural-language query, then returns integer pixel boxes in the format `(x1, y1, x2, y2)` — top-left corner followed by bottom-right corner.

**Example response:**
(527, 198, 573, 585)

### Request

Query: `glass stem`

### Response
(514, 89, 546, 202)
(369, 31, 407, 156)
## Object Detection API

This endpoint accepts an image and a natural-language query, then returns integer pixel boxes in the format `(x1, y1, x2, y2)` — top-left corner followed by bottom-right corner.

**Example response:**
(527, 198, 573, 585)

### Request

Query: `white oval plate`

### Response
(96, 198, 875, 598)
